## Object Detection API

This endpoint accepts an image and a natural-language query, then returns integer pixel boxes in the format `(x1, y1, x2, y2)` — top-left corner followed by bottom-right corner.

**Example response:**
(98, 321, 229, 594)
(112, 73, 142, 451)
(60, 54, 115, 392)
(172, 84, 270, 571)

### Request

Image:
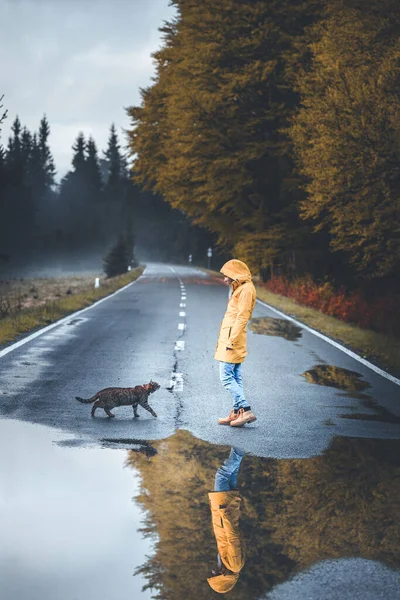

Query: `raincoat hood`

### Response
(214, 260, 256, 363)
(207, 572, 240, 593)
(220, 259, 252, 283)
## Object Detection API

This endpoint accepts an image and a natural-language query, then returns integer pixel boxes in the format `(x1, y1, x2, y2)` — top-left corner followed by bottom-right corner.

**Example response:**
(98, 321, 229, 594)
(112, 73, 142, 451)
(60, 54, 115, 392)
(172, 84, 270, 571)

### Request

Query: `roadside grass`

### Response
(201, 267, 400, 377)
(0, 265, 145, 347)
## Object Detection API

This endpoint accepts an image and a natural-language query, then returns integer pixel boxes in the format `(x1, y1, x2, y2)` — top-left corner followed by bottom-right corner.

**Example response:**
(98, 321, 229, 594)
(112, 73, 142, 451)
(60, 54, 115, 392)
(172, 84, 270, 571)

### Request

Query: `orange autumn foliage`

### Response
(263, 275, 400, 337)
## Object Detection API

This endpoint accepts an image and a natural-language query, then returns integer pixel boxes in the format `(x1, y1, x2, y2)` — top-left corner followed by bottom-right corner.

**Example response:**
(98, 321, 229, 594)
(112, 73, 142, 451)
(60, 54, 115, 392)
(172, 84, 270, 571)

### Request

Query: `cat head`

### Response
(148, 380, 161, 393)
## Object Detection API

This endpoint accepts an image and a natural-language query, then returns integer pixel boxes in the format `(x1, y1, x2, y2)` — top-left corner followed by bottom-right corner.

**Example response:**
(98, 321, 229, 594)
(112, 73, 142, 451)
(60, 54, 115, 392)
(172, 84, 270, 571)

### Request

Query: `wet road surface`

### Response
(0, 262, 399, 599)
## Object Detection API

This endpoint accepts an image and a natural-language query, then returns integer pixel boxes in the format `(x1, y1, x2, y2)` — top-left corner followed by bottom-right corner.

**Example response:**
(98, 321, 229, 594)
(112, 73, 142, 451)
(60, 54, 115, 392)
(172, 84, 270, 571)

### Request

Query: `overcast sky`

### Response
(0, 0, 175, 180)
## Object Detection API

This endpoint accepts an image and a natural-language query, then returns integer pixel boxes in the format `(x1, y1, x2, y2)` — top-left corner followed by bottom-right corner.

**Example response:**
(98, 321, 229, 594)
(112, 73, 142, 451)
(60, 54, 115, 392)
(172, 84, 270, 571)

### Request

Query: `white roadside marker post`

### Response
(207, 247, 212, 269)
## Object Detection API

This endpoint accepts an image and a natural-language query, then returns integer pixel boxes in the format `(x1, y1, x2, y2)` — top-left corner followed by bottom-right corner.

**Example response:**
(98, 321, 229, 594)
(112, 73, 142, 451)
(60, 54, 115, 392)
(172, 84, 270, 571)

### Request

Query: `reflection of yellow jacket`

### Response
(214, 260, 256, 364)
(207, 491, 245, 593)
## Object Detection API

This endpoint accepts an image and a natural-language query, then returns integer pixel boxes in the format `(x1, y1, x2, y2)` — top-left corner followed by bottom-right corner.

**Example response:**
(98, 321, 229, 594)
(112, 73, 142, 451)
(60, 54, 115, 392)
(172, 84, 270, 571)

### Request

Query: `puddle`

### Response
(67, 318, 85, 325)
(302, 365, 400, 424)
(301, 365, 370, 392)
(0, 419, 152, 600)
(249, 317, 302, 341)
(1, 422, 399, 599)
(126, 429, 400, 599)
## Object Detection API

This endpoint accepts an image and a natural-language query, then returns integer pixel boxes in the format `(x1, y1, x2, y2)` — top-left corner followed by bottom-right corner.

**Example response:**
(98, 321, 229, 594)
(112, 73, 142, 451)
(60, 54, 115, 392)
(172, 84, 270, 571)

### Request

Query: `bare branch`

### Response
(0, 94, 8, 131)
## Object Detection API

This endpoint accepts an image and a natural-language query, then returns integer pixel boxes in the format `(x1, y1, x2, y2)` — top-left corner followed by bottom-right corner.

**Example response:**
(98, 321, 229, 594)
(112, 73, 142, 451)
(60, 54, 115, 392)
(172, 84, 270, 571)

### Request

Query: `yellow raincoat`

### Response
(214, 259, 256, 363)
(207, 491, 245, 593)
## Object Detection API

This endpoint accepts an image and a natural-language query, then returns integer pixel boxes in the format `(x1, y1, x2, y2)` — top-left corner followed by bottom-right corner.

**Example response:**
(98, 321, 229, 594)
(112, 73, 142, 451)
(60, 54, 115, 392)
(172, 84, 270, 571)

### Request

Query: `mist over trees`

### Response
(127, 0, 400, 291)
(0, 113, 219, 272)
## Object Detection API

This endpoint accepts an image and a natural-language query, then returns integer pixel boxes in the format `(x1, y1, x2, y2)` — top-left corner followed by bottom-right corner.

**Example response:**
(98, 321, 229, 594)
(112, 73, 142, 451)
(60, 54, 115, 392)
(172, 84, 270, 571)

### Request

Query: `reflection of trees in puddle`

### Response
(249, 317, 302, 341)
(302, 365, 370, 392)
(126, 430, 400, 599)
(302, 365, 400, 424)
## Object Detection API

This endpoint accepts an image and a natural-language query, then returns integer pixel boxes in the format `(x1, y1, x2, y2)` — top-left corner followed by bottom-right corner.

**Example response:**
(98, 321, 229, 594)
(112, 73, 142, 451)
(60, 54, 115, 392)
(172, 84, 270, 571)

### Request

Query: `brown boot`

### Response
(230, 408, 257, 427)
(218, 410, 239, 425)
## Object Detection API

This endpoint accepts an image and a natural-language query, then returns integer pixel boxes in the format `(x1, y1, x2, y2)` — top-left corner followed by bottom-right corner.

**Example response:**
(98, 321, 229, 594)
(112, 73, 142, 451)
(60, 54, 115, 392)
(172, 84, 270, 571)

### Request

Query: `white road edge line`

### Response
(0, 267, 148, 360)
(256, 298, 400, 386)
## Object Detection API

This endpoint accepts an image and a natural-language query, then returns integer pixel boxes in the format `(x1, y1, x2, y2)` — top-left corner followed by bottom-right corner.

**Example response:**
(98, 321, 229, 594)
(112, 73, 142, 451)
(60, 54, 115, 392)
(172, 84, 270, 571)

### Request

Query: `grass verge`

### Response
(0, 265, 145, 348)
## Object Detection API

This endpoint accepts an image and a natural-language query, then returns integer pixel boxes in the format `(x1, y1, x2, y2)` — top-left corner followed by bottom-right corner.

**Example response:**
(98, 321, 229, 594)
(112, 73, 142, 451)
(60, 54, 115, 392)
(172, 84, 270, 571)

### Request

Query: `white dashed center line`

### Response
(175, 341, 185, 351)
(179, 311, 186, 317)
(178, 323, 186, 331)
(180, 303, 186, 308)
(169, 372, 184, 391)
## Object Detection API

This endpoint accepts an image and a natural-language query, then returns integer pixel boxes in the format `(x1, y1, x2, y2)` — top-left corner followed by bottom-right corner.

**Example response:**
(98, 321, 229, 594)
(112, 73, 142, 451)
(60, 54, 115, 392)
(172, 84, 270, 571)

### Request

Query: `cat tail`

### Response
(75, 395, 97, 404)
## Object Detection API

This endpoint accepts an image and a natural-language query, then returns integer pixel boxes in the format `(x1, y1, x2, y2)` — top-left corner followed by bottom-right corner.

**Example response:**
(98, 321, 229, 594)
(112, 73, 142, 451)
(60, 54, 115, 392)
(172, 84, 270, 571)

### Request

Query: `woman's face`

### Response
(223, 275, 234, 285)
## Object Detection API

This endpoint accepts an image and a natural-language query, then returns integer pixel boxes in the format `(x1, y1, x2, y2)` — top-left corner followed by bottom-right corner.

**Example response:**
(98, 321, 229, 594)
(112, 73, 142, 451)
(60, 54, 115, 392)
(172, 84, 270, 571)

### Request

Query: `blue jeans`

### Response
(219, 361, 250, 411)
(214, 447, 245, 491)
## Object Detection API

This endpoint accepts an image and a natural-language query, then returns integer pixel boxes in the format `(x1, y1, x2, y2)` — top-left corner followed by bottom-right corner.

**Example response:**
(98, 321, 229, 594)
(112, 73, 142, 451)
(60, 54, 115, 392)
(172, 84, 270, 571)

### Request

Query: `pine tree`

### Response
(58, 132, 91, 247)
(103, 235, 130, 277)
(86, 137, 103, 199)
(85, 137, 103, 243)
(104, 123, 123, 199)
(72, 131, 86, 173)
(102, 123, 133, 240)
(7, 116, 23, 179)
(58, 132, 108, 249)
(2, 117, 36, 251)
(38, 115, 56, 191)
(0, 114, 58, 257)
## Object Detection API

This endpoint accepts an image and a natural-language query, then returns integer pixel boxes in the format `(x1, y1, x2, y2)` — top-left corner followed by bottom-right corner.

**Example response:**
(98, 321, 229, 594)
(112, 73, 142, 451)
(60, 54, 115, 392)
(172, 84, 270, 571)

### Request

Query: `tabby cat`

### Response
(75, 380, 161, 418)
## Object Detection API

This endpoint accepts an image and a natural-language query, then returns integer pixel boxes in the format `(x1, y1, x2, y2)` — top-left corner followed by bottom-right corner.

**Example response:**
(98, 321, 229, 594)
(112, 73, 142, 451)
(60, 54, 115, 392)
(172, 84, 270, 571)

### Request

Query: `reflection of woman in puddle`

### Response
(207, 447, 246, 593)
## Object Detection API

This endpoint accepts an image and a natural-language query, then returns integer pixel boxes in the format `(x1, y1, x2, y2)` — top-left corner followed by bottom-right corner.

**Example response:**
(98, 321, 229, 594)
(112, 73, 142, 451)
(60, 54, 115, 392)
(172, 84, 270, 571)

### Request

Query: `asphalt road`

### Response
(0, 262, 399, 457)
(1, 262, 399, 600)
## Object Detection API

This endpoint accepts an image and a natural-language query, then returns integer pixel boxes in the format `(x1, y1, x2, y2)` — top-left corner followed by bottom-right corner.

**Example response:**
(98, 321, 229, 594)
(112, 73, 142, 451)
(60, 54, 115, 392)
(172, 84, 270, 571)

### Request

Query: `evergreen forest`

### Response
(0, 113, 219, 273)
